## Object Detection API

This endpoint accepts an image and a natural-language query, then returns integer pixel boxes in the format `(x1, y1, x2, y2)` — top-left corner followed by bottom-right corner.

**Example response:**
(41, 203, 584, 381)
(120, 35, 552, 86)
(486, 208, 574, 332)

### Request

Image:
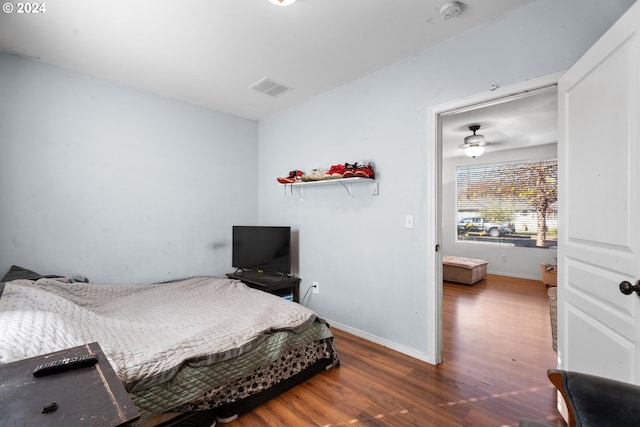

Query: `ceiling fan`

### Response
(460, 125, 490, 158)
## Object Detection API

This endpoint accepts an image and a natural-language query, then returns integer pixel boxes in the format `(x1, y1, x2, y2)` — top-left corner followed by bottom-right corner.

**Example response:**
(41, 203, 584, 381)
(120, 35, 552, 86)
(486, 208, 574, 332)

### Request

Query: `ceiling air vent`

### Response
(249, 77, 292, 97)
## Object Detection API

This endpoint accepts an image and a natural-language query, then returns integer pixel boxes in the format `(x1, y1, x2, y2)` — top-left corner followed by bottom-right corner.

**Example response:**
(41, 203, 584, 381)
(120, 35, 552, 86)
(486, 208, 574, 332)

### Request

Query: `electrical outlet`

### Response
(501, 255, 507, 263)
(312, 281, 319, 294)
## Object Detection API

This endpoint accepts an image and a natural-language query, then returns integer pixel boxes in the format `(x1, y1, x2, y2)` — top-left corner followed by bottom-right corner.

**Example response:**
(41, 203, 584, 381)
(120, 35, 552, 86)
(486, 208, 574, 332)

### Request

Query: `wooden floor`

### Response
(229, 275, 565, 426)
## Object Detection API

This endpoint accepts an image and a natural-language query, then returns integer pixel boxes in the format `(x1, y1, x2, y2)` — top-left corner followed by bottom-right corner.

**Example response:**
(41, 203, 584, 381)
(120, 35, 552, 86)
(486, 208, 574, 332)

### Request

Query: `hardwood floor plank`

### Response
(228, 274, 564, 426)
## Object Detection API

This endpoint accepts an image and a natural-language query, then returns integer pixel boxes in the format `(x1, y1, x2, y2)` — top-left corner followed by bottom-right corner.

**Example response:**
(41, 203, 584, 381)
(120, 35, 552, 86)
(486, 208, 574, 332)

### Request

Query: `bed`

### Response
(0, 265, 339, 425)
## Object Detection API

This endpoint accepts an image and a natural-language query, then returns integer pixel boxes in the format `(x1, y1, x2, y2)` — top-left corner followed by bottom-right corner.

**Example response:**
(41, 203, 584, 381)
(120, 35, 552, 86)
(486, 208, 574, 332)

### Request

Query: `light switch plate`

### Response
(405, 215, 414, 229)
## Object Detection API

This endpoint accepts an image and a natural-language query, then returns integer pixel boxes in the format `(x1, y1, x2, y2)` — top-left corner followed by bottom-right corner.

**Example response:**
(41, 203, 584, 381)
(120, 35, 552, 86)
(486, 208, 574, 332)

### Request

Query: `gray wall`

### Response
(0, 54, 258, 284)
(257, 0, 635, 358)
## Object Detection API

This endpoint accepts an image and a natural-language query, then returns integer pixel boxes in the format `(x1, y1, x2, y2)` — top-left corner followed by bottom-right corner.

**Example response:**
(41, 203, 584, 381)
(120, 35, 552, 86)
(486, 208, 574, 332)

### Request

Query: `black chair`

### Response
(520, 369, 640, 427)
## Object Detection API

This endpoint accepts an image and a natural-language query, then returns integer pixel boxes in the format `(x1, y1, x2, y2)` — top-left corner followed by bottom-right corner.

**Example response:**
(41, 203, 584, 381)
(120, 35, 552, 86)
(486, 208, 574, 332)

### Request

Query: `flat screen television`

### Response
(232, 226, 291, 275)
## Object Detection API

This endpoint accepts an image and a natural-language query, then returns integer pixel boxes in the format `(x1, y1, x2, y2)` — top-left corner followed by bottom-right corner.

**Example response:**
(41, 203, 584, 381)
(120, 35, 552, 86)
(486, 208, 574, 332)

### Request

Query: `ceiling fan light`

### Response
(461, 124, 488, 158)
(269, 0, 296, 5)
(464, 145, 485, 158)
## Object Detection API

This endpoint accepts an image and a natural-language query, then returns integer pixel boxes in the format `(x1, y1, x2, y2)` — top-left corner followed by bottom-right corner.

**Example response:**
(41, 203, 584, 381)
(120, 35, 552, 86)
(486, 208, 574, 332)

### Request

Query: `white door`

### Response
(558, 1, 640, 382)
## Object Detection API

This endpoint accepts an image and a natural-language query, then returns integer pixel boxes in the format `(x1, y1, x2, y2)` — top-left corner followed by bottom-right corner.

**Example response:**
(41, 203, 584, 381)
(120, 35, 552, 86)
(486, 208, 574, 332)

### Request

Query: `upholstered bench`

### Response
(443, 256, 488, 285)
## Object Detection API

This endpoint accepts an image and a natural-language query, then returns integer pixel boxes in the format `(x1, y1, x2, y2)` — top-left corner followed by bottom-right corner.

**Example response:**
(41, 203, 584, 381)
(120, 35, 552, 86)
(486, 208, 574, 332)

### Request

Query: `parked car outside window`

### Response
(457, 217, 514, 237)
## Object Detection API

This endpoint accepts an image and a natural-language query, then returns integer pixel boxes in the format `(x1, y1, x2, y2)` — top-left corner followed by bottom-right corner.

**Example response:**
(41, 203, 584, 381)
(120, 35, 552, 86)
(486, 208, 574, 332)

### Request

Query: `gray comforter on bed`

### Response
(0, 276, 318, 392)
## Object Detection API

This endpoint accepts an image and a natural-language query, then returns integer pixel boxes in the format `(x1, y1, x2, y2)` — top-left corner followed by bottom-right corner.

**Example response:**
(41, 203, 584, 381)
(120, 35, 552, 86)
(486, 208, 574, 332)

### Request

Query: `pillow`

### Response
(1, 265, 63, 282)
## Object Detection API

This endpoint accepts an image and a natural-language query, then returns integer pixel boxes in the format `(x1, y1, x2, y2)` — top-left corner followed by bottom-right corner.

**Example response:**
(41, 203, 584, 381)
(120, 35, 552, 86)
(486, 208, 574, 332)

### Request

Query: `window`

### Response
(456, 158, 557, 248)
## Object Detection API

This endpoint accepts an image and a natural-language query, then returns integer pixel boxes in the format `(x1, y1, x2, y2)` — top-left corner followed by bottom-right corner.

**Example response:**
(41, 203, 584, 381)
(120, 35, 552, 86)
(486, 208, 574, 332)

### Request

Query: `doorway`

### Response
(426, 72, 563, 364)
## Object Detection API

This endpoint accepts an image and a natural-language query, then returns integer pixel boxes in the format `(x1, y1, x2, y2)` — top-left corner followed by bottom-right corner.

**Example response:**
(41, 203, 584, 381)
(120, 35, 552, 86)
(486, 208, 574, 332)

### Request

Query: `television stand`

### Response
(227, 271, 300, 303)
(232, 268, 286, 280)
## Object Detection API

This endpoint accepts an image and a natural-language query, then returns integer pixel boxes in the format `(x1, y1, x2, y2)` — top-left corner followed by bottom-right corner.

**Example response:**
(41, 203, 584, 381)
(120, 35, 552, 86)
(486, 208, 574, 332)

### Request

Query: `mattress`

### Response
(131, 320, 337, 424)
(169, 333, 338, 423)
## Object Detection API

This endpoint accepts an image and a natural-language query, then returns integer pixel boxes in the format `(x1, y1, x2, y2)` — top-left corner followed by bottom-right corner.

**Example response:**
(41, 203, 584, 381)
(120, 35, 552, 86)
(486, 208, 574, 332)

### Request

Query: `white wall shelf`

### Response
(280, 177, 375, 199)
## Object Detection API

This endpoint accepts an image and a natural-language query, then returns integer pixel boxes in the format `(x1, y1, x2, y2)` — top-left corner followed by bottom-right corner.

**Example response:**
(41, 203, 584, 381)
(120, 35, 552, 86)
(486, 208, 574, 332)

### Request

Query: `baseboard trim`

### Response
(486, 271, 541, 281)
(325, 319, 437, 365)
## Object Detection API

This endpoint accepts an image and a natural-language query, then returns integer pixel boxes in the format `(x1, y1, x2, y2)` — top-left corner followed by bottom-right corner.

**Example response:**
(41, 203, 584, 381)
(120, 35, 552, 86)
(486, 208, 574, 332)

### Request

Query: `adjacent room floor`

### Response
(229, 274, 564, 427)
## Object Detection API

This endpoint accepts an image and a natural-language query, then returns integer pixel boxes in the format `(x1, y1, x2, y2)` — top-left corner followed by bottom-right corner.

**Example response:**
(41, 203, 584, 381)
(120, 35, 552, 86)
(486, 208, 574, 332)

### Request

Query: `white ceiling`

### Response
(441, 88, 558, 159)
(0, 0, 536, 121)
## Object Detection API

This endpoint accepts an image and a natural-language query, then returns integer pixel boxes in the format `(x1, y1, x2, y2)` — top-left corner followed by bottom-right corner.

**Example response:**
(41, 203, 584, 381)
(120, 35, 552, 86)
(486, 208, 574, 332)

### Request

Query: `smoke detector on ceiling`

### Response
(440, 1, 463, 20)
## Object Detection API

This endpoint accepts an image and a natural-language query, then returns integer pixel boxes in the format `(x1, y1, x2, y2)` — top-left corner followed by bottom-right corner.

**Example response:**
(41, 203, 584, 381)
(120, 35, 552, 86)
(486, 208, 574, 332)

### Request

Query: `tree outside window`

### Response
(456, 158, 558, 248)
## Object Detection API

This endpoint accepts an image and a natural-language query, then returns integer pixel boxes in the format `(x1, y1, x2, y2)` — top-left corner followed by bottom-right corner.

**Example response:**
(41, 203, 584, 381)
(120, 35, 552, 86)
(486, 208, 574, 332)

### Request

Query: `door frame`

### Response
(425, 71, 565, 364)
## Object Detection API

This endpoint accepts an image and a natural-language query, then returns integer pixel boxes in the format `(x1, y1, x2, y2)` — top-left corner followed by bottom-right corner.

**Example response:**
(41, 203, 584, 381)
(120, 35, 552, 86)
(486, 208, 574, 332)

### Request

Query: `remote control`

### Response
(33, 353, 98, 377)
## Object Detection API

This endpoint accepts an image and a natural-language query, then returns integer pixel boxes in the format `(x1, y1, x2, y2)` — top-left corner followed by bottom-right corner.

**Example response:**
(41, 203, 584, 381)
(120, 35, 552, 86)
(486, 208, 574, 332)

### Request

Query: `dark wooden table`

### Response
(0, 342, 139, 426)
(227, 271, 301, 303)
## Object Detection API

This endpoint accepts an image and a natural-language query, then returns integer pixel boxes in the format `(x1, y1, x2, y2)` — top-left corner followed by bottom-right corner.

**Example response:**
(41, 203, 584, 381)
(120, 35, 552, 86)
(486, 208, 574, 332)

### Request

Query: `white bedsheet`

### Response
(0, 276, 317, 391)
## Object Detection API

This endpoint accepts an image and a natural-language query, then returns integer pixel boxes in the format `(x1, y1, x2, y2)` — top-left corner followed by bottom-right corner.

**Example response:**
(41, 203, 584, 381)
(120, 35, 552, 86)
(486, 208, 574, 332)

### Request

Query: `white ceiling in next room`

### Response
(441, 88, 558, 159)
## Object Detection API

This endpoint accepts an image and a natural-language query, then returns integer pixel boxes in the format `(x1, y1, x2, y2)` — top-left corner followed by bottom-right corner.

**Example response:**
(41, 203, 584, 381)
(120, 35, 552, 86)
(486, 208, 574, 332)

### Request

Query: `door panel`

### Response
(566, 260, 635, 321)
(559, 1, 640, 383)
(566, 36, 634, 247)
(566, 306, 634, 380)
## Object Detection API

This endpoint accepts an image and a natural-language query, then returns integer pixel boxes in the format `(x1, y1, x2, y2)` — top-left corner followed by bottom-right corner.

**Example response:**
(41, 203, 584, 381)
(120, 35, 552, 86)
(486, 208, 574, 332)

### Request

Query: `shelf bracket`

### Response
(282, 183, 304, 200)
(338, 181, 354, 199)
